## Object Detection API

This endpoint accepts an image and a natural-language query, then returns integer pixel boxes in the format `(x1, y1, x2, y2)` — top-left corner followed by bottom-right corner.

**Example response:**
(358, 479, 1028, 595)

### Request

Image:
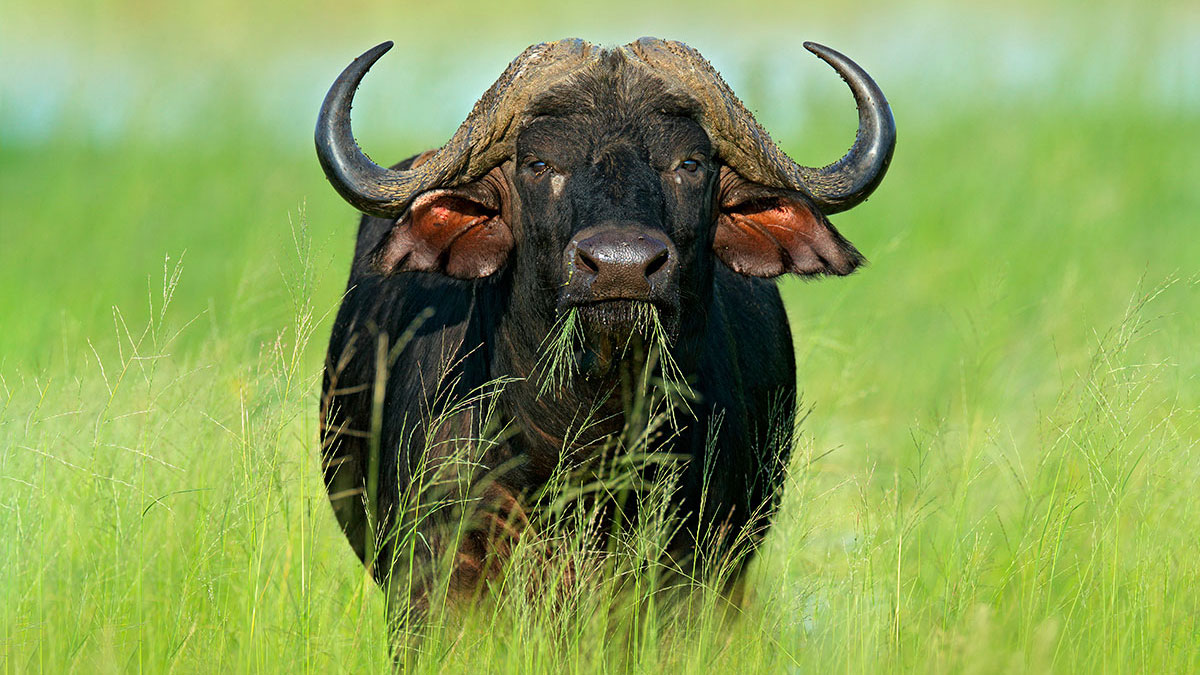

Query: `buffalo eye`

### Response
(679, 159, 701, 173)
(527, 159, 550, 176)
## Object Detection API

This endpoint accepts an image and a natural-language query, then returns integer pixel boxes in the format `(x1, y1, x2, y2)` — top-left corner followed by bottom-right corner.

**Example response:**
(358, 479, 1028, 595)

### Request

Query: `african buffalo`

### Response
(316, 38, 894, 619)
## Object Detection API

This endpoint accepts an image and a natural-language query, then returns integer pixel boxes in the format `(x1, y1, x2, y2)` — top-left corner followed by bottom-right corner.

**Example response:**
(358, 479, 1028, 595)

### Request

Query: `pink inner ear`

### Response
(715, 211, 789, 277)
(374, 191, 513, 279)
(715, 198, 862, 278)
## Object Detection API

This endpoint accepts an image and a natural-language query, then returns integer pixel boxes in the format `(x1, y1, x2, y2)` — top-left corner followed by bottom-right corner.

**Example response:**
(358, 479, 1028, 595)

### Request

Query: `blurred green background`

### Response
(3, 0, 1196, 366)
(1, 0, 1198, 671)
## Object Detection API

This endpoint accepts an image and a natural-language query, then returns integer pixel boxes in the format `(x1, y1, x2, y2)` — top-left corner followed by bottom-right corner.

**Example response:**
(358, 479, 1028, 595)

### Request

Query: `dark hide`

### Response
(320, 50, 863, 619)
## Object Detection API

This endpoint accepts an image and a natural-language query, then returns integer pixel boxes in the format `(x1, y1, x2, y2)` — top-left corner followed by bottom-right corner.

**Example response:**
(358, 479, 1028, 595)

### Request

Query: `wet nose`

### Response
(570, 228, 675, 300)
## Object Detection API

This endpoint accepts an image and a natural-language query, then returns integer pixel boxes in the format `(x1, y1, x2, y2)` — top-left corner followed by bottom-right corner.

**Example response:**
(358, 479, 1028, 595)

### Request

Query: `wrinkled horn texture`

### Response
(317, 37, 894, 218)
(621, 37, 895, 215)
(316, 39, 602, 218)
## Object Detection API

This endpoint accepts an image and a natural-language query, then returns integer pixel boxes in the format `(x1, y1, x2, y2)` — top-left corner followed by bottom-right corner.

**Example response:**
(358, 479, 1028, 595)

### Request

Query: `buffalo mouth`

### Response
(561, 298, 679, 369)
(569, 298, 674, 336)
(580, 298, 654, 327)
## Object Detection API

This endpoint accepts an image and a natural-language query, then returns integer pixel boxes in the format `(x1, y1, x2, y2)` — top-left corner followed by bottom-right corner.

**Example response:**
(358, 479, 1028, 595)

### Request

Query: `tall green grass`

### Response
(2, 13, 1200, 671)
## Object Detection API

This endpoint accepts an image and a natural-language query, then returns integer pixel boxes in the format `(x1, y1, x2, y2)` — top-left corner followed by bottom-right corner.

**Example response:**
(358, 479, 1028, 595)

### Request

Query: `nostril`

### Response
(576, 249, 600, 275)
(644, 249, 669, 278)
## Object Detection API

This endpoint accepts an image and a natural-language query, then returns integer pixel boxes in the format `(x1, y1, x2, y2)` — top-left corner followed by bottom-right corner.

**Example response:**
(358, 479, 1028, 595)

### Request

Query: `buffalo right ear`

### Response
(370, 171, 513, 279)
(714, 168, 864, 278)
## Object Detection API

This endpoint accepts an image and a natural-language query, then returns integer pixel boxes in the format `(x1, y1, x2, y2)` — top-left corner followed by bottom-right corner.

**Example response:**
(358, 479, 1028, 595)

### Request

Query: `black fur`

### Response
(321, 52, 808, 616)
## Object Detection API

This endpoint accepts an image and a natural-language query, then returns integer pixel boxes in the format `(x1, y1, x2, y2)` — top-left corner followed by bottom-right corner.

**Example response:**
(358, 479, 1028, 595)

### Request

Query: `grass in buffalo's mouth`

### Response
(536, 307, 583, 396)
(536, 300, 694, 417)
(627, 300, 689, 401)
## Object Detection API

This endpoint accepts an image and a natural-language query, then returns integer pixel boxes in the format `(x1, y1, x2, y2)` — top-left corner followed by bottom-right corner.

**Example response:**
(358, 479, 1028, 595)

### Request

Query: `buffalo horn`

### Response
(316, 40, 599, 218)
(623, 38, 895, 214)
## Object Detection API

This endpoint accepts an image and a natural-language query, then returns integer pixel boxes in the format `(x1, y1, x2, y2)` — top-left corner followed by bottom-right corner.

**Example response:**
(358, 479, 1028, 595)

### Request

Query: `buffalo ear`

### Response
(370, 178, 513, 279)
(715, 173, 864, 278)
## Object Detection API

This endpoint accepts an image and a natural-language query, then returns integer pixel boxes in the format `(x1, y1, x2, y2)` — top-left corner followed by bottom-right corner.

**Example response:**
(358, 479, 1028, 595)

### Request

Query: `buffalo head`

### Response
(316, 38, 894, 360)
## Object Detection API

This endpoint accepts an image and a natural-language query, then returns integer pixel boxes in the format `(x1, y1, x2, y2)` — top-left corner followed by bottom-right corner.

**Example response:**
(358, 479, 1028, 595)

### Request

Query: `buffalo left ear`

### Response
(370, 173, 513, 279)
(715, 173, 864, 278)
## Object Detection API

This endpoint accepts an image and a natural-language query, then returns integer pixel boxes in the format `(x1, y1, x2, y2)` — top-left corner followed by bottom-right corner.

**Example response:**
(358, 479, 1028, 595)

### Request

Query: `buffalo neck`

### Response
(481, 284, 690, 485)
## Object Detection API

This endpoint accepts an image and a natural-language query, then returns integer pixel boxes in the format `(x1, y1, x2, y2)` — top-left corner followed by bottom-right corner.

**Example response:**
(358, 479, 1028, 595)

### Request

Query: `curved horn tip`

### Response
(795, 40, 895, 214)
(802, 41, 822, 53)
(802, 41, 852, 69)
(316, 40, 411, 219)
(367, 40, 394, 56)
(334, 42, 394, 79)
(352, 41, 395, 69)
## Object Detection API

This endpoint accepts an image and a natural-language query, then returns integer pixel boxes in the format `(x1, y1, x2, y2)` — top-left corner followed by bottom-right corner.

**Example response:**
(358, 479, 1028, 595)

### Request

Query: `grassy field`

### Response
(2, 1, 1199, 671)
